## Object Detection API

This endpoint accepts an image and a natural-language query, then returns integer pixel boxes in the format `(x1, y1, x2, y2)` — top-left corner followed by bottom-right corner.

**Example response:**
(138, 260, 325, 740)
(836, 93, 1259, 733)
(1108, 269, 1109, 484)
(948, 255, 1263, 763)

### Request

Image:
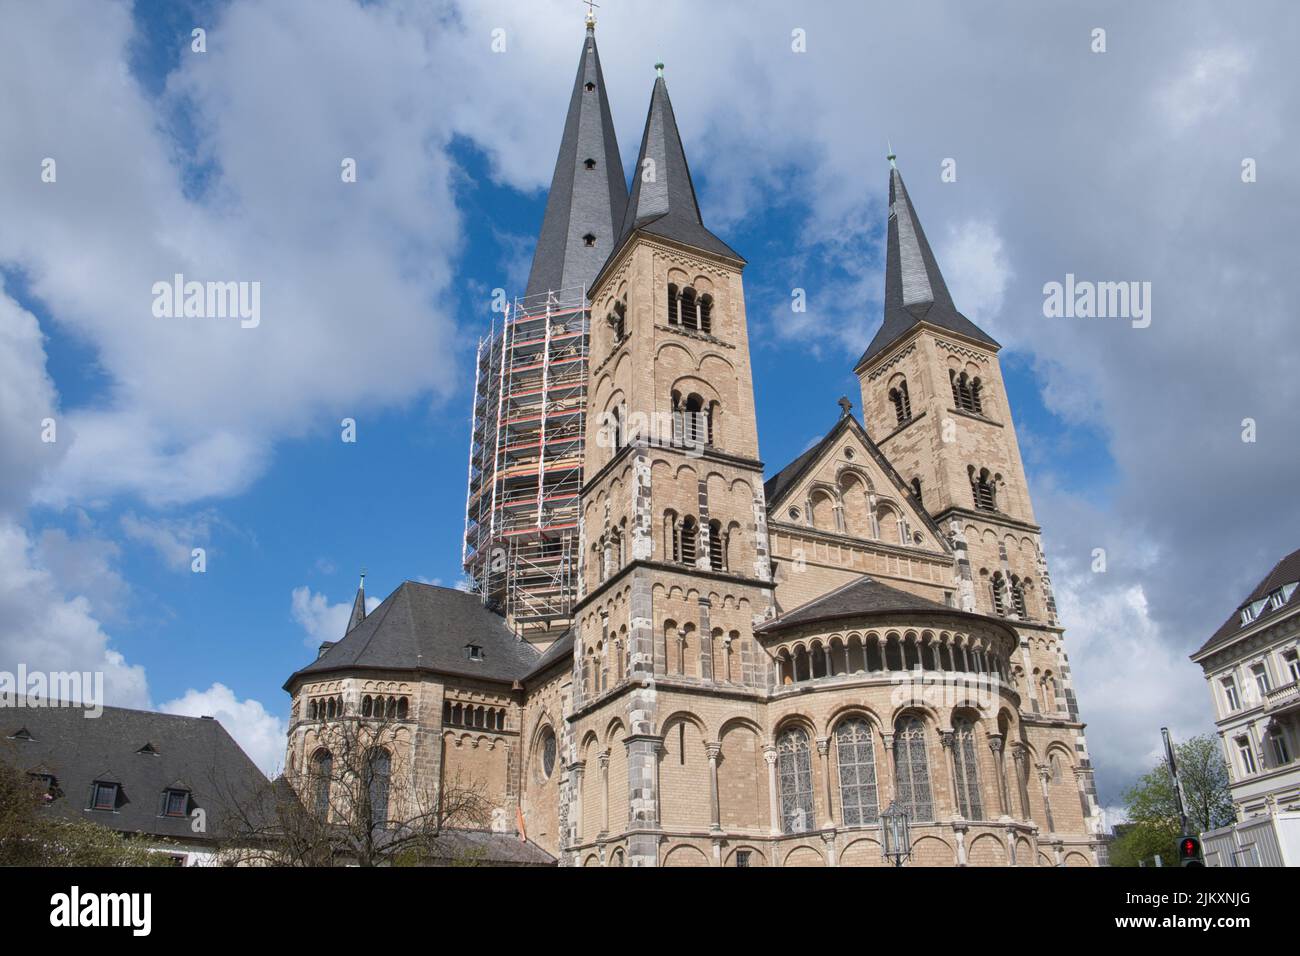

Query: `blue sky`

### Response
(3, 0, 1297, 807)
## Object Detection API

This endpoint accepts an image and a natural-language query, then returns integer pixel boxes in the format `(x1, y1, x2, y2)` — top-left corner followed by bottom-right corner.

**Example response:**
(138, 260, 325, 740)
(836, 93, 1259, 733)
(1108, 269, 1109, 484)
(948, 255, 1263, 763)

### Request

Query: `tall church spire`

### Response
(346, 570, 367, 636)
(601, 64, 741, 275)
(855, 159, 998, 369)
(524, 19, 628, 299)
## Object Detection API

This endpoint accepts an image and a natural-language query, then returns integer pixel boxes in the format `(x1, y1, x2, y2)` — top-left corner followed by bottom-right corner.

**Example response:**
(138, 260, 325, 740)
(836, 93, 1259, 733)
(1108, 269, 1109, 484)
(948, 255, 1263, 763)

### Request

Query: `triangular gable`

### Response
(765, 413, 949, 554)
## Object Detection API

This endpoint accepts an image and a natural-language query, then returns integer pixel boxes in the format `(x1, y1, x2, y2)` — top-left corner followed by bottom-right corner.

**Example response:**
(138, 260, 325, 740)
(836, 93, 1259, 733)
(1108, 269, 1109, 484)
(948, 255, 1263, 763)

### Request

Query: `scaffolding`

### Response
(463, 287, 588, 644)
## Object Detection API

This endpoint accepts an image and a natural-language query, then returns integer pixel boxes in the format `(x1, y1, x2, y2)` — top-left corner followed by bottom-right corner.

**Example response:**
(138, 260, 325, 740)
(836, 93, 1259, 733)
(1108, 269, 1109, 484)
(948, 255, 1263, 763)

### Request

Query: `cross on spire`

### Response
(582, 0, 599, 28)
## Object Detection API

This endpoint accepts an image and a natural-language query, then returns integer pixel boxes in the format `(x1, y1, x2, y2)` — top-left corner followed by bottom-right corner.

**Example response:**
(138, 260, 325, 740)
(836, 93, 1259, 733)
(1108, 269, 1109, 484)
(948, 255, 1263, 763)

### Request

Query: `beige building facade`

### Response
(282, 21, 1104, 867)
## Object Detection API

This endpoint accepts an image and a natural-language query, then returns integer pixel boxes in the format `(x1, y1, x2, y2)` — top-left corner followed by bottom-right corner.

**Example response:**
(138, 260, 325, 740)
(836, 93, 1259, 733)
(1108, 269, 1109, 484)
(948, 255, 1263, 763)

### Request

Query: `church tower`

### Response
(854, 157, 1103, 843)
(567, 64, 775, 865)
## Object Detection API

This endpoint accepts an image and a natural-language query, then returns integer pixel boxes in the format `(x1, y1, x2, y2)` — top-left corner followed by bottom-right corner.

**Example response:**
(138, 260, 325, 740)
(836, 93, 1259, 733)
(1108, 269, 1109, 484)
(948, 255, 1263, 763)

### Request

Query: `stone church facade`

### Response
(282, 19, 1104, 867)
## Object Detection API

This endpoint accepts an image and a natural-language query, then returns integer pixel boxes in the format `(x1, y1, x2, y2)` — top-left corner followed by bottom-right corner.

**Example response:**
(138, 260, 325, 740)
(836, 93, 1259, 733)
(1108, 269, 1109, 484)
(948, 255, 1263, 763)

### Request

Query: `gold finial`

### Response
(655, 61, 665, 78)
(583, 0, 599, 30)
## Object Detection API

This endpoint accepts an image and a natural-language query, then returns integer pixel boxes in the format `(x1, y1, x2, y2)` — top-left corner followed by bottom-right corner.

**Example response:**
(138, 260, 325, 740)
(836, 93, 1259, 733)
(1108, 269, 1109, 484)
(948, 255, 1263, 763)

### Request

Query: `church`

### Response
(282, 16, 1105, 867)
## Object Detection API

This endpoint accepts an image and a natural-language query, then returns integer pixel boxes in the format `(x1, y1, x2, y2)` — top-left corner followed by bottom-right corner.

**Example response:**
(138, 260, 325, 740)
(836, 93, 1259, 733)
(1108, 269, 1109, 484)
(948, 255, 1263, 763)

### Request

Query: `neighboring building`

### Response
(1191, 547, 1300, 864)
(0, 703, 267, 865)
(283, 16, 1105, 867)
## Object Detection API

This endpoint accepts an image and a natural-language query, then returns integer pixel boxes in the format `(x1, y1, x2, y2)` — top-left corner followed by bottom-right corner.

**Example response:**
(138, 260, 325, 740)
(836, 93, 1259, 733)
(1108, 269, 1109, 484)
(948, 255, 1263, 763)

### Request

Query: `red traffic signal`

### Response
(1179, 835, 1203, 866)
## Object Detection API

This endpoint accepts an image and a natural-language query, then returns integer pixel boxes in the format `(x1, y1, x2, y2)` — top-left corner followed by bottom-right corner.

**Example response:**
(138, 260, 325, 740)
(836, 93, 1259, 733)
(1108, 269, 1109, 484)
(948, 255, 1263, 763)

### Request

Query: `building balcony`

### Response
(1264, 680, 1300, 716)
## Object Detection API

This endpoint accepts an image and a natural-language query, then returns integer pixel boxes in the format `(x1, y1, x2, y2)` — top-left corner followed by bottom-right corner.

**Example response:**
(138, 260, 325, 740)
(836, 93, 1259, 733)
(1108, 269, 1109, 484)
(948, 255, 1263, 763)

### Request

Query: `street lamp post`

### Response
(881, 801, 912, 867)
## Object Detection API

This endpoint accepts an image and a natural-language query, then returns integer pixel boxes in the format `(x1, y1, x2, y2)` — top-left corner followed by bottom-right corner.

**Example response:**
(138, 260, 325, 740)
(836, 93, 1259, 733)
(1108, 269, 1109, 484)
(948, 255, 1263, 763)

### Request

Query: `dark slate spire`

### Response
(855, 158, 998, 370)
(347, 570, 367, 636)
(524, 20, 628, 299)
(600, 64, 742, 276)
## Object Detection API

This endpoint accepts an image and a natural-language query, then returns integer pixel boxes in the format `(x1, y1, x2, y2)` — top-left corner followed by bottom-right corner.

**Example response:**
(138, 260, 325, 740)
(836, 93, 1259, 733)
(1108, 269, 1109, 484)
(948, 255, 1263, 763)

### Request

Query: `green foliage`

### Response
(1111, 734, 1233, 867)
(0, 759, 173, 867)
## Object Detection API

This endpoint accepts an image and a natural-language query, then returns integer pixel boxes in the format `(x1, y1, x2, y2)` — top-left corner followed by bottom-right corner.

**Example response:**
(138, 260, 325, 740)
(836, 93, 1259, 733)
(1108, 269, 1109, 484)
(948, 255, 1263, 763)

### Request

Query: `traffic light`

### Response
(1178, 835, 1204, 867)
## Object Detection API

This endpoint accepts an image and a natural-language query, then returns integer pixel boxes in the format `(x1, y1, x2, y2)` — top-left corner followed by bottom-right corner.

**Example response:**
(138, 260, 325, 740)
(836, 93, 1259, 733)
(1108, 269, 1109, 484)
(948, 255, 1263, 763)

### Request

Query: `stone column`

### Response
(880, 731, 896, 803)
(941, 729, 961, 818)
(953, 821, 968, 866)
(988, 734, 1009, 818)
(571, 760, 586, 843)
(1037, 766, 1056, 834)
(816, 736, 835, 827)
(706, 741, 722, 833)
(598, 749, 610, 836)
(1011, 744, 1031, 820)
(763, 746, 780, 834)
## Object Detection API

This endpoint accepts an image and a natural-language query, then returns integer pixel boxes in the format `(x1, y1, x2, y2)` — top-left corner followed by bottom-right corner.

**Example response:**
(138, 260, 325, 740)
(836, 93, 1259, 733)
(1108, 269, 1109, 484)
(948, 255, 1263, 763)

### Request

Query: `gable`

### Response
(766, 415, 945, 553)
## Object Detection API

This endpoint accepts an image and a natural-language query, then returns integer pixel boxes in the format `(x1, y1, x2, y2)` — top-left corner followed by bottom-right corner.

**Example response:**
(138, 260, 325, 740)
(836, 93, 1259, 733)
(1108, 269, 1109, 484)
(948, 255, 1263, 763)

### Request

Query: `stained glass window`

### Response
(777, 727, 814, 834)
(894, 716, 933, 823)
(953, 718, 983, 819)
(835, 718, 879, 826)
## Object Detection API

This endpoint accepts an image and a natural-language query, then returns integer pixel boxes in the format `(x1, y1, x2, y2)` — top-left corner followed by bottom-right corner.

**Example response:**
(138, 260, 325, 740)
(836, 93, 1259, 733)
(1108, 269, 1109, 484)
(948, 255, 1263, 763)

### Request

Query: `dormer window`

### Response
(584, 82, 595, 92)
(583, 233, 596, 247)
(584, 158, 596, 170)
(467, 644, 484, 661)
(91, 782, 119, 811)
(9, 727, 32, 741)
(163, 789, 190, 818)
(137, 742, 159, 756)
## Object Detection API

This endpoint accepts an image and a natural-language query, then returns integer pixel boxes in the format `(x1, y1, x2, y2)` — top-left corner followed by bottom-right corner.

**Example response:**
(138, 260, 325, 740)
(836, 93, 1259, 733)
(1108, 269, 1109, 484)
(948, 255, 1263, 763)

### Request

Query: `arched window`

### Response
(361, 695, 373, 717)
(680, 287, 698, 330)
(1011, 577, 1028, 619)
(699, 293, 713, 333)
(708, 519, 724, 571)
(367, 748, 391, 828)
(664, 510, 679, 562)
(539, 726, 557, 780)
(894, 716, 933, 823)
(889, 380, 911, 424)
(777, 727, 814, 834)
(1050, 752, 1063, 785)
(970, 467, 997, 511)
(834, 718, 879, 826)
(667, 283, 679, 325)
(990, 572, 1007, 616)
(679, 516, 698, 566)
(952, 718, 983, 819)
(684, 394, 706, 446)
(311, 750, 332, 819)
(950, 370, 981, 413)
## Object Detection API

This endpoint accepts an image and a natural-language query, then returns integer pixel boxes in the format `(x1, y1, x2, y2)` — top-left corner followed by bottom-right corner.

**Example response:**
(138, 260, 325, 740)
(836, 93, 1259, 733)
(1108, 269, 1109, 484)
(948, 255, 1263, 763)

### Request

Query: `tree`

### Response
(1110, 734, 1233, 867)
(0, 759, 171, 866)
(215, 713, 493, 866)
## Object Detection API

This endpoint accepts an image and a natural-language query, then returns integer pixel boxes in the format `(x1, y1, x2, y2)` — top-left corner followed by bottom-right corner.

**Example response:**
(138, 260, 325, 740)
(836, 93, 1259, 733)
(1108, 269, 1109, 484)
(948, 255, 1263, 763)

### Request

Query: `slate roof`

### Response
(756, 575, 1016, 639)
(525, 23, 628, 299)
(524, 628, 575, 682)
(287, 581, 541, 687)
(0, 704, 267, 844)
(855, 163, 999, 370)
(757, 575, 952, 633)
(421, 827, 556, 866)
(596, 71, 741, 283)
(1194, 547, 1300, 658)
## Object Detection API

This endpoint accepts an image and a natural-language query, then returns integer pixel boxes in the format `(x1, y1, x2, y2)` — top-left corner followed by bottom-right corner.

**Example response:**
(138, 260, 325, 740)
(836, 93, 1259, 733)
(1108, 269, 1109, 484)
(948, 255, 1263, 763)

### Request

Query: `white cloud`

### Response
(159, 682, 283, 777)
(291, 585, 380, 648)
(937, 219, 1012, 342)
(0, 518, 148, 708)
(120, 510, 221, 572)
(1154, 46, 1251, 131)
